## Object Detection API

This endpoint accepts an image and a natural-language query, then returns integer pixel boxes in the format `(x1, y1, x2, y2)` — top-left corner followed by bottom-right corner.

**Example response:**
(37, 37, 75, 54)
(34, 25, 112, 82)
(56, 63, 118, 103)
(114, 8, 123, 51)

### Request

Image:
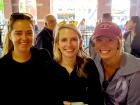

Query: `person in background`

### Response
(51, 23, 104, 105)
(123, 21, 128, 34)
(0, 13, 53, 104)
(33, 19, 39, 37)
(96, 13, 112, 25)
(93, 21, 140, 105)
(123, 16, 140, 57)
(102, 13, 112, 22)
(34, 14, 57, 57)
(89, 36, 96, 59)
(78, 18, 86, 37)
(34, 23, 39, 36)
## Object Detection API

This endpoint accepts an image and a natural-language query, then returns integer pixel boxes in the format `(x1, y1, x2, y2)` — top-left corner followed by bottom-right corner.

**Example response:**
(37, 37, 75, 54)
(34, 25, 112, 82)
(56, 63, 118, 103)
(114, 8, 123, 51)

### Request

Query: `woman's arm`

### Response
(127, 71, 140, 105)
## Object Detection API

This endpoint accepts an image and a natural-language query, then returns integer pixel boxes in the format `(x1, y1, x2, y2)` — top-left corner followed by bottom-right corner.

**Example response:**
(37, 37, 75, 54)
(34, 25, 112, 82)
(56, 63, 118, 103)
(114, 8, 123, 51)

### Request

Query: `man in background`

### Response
(35, 14, 57, 57)
(102, 13, 112, 22)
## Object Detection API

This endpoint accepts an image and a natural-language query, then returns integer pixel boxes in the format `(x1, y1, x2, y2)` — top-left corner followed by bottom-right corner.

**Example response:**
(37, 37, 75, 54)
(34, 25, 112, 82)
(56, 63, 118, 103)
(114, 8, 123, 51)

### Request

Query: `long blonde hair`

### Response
(53, 23, 88, 78)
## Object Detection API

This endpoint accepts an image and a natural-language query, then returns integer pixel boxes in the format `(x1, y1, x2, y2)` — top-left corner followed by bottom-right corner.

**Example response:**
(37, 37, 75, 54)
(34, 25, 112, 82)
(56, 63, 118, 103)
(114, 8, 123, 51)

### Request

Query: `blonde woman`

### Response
(51, 23, 104, 105)
(93, 21, 140, 105)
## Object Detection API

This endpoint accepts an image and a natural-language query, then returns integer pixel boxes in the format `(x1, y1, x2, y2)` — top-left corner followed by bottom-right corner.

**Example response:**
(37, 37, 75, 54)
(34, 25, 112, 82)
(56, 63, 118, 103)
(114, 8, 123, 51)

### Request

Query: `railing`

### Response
(81, 30, 93, 48)
(0, 24, 5, 48)
(80, 29, 93, 56)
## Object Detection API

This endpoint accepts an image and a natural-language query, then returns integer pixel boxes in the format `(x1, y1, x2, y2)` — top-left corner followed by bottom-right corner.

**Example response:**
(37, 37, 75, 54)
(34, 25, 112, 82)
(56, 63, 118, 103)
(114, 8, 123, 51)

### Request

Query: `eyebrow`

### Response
(15, 30, 22, 32)
(15, 30, 32, 32)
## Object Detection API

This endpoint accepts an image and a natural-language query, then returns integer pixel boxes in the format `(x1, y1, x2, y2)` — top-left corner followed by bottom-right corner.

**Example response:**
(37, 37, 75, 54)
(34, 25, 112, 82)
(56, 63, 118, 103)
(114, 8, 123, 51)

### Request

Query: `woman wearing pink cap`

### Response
(93, 21, 140, 105)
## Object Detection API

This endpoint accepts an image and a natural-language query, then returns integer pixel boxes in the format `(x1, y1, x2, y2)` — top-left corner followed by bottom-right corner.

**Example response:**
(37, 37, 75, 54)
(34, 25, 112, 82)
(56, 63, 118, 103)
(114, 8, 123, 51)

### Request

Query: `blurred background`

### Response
(0, 0, 139, 50)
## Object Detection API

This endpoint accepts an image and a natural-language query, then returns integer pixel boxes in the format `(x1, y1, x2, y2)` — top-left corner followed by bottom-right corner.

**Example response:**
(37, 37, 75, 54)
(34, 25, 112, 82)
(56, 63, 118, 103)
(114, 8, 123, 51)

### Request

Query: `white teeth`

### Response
(65, 50, 73, 52)
(64, 49, 73, 51)
(21, 42, 28, 45)
(66, 50, 73, 51)
(100, 50, 110, 54)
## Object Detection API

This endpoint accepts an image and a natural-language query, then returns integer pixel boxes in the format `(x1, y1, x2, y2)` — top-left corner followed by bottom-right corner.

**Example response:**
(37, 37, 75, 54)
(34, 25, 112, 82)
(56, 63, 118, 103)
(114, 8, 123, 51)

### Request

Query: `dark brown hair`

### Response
(2, 13, 34, 56)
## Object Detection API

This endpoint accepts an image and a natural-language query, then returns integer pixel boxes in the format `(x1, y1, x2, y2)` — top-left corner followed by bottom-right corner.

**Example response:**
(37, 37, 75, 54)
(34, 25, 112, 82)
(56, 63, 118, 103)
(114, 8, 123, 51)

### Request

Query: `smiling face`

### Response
(10, 20, 34, 54)
(95, 36, 119, 60)
(58, 28, 81, 59)
(127, 20, 136, 31)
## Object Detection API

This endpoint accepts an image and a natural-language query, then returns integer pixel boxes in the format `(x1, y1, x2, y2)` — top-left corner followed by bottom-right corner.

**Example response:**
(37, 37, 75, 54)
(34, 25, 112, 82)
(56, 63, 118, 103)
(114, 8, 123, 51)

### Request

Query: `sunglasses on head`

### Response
(10, 13, 33, 21)
(8, 13, 33, 32)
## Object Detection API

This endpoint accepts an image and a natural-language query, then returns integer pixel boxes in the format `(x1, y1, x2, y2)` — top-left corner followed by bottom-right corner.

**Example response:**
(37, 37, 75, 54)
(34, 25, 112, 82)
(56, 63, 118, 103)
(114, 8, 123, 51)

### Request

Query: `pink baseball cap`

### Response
(93, 22, 122, 39)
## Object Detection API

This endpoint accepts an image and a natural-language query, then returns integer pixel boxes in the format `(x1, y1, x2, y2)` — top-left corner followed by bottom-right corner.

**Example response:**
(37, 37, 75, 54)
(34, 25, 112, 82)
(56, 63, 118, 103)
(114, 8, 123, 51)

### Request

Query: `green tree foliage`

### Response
(0, 0, 4, 11)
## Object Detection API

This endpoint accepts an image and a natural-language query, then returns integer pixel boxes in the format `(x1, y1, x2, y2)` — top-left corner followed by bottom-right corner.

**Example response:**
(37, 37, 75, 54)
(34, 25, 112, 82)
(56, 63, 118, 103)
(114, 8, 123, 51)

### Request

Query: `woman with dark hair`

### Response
(123, 16, 140, 57)
(0, 13, 53, 104)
